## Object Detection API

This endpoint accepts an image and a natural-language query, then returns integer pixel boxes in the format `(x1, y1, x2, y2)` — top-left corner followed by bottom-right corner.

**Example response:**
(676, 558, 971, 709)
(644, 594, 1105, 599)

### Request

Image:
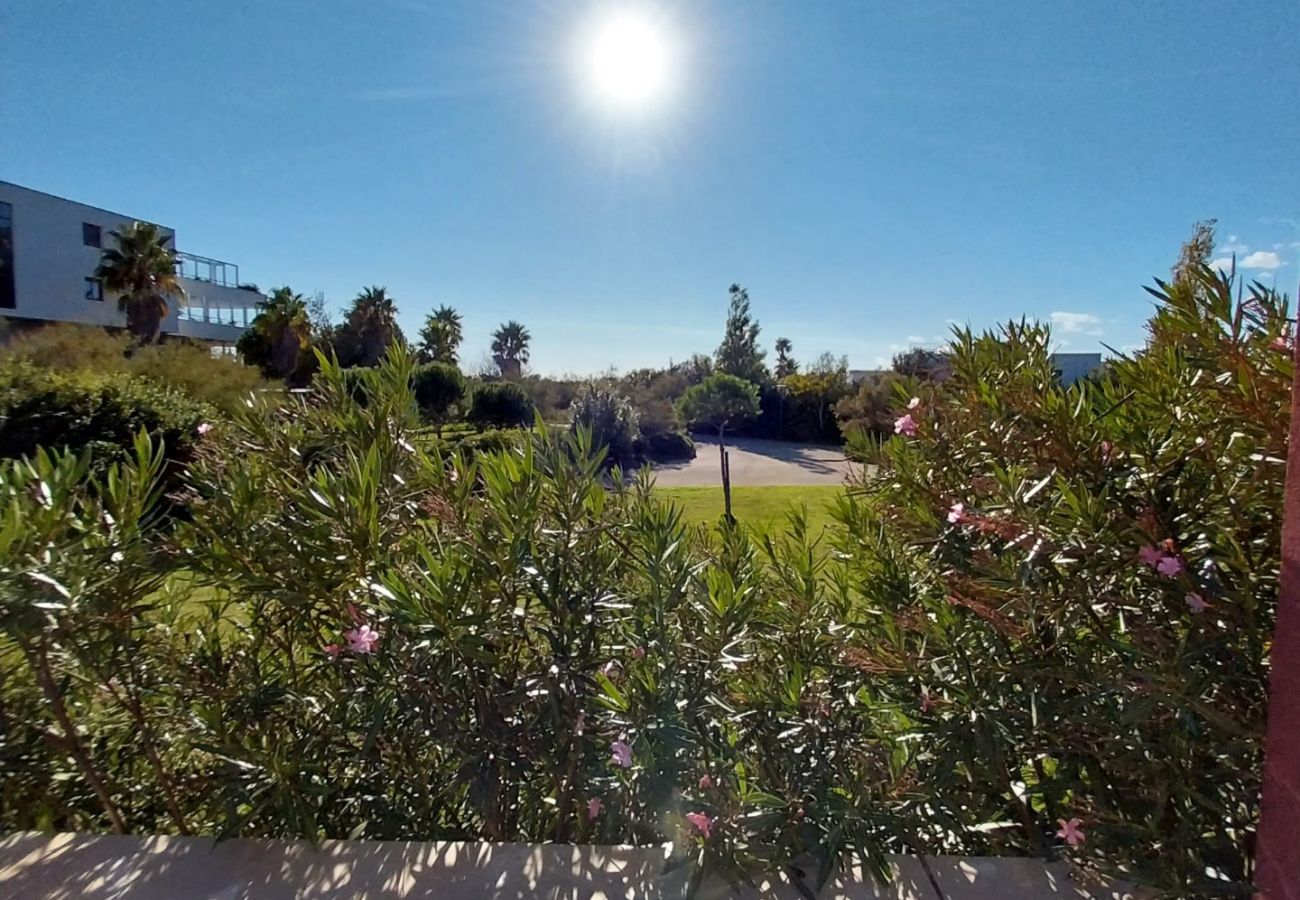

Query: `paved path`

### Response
(653, 436, 857, 487)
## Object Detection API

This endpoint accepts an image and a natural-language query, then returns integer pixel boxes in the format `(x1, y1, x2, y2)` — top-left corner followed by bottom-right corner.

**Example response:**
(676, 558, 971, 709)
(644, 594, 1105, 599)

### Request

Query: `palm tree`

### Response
(774, 337, 797, 379)
(418, 304, 463, 365)
(490, 320, 531, 379)
(94, 221, 184, 344)
(335, 286, 403, 367)
(245, 286, 310, 379)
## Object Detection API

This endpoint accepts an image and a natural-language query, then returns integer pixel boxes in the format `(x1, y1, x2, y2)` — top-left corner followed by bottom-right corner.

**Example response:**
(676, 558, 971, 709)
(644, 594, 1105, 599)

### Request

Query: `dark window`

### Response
(84, 277, 103, 301)
(82, 222, 101, 248)
(0, 201, 13, 310)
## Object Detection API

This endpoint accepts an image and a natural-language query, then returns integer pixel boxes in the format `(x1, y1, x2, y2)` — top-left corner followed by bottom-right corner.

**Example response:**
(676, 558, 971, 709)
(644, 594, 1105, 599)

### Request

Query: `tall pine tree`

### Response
(714, 284, 769, 384)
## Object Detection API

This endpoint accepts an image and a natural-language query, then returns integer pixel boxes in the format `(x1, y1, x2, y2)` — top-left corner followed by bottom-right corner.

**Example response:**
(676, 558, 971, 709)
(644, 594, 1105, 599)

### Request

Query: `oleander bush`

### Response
(835, 265, 1288, 896)
(0, 266, 1287, 898)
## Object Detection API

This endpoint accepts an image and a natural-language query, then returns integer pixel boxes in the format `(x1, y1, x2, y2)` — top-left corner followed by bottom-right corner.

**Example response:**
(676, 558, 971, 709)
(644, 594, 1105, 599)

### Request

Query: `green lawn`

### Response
(656, 485, 844, 536)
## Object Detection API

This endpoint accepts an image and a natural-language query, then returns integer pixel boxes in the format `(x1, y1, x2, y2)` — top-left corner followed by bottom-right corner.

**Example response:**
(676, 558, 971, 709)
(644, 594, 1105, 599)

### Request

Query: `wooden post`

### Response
(1258, 329, 1300, 899)
(721, 446, 733, 523)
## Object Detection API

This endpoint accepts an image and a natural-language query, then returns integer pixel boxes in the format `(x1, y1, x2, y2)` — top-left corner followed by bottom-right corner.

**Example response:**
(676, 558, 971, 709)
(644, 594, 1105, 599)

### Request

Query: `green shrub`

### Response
(0, 361, 209, 468)
(637, 429, 694, 462)
(0, 265, 1286, 897)
(515, 375, 580, 422)
(835, 265, 1286, 894)
(125, 341, 267, 415)
(337, 366, 373, 406)
(834, 370, 905, 442)
(443, 427, 524, 457)
(568, 382, 639, 466)
(0, 321, 133, 371)
(411, 362, 466, 428)
(0, 323, 268, 415)
(467, 381, 535, 429)
(676, 372, 760, 439)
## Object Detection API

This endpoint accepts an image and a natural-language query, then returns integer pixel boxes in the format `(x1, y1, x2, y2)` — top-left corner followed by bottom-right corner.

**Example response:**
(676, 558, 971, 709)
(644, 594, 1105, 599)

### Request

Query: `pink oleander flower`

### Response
(611, 740, 633, 769)
(344, 624, 380, 654)
(686, 812, 714, 839)
(894, 414, 918, 436)
(1137, 545, 1163, 568)
(947, 502, 967, 525)
(920, 689, 935, 713)
(1185, 593, 1208, 614)
(587, 797, 603, 819)
(323, 643, 342, 658)
(1156, 554, 1184, 578)
(907, 396, 921, 410)
(698, 774, 714, 790)
(631, 646, 646, 660)
(1100, 440, 1113, 463)
(1056, 817, 1085, 847)
(196, 422, 213, 436)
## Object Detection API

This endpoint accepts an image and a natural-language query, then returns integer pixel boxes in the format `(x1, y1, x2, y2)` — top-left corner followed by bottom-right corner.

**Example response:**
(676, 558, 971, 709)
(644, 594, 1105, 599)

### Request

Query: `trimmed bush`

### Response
(443, 427, 524, 457)
(467, 381, 535, 430)
(411, 362, 466, 428)
(637, 429, 694, 462)
(0, 361, 209, 468)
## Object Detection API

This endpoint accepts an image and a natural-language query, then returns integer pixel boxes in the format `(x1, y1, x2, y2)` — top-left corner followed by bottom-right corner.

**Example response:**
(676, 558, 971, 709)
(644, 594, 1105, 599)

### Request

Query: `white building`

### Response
(0, 180, 263, 347)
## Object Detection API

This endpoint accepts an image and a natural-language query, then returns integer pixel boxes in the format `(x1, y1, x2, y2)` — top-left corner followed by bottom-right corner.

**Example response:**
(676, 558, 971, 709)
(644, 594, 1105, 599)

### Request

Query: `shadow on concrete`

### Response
(0, 833, 1142, 899)
(0, 833, 677, 900)
(653, 437, 857, 487)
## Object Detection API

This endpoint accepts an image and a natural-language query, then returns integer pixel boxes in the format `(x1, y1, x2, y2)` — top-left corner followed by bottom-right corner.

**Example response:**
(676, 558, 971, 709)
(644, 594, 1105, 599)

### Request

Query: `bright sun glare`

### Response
(586, 14, 670, 108)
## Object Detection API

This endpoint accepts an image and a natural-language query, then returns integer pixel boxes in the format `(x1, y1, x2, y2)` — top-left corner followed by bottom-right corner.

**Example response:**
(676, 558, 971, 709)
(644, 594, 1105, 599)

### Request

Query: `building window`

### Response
(84, 277, 103, 301)
(0, 201, 13, 310)
(82, 222, 102, 248)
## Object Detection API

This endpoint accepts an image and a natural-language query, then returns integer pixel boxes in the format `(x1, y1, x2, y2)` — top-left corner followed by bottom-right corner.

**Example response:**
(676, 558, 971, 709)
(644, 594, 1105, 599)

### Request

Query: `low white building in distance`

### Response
(848, 352, 1103, 386)
(0, 180, 263, 348)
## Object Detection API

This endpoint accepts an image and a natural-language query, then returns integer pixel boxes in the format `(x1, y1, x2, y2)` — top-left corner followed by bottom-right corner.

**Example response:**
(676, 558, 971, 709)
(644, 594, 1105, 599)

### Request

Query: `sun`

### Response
(585, 13, 672, 108)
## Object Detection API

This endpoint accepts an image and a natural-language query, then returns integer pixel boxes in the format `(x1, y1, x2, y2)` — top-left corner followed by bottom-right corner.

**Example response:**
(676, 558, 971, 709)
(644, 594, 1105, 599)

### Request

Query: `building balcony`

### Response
(170, 269, 265, 344)
(174, 251, 252, 290)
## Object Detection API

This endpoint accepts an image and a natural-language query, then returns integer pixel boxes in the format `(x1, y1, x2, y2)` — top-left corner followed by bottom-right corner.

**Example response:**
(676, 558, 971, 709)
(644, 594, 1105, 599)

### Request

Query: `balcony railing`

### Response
(175, 251, 241, 289)
(179, 304, 254, 328)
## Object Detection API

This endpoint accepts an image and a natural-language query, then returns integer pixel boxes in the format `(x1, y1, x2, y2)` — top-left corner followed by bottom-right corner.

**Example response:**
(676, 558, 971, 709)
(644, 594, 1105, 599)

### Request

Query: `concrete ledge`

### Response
(0, 832, 1139, 899)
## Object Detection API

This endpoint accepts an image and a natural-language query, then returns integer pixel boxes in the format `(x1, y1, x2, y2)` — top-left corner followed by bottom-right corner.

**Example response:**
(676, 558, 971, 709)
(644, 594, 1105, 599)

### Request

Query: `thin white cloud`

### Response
(904, 335, 926, 344)
(1218, 235, 1250, 254)
(1050, 312, 1103, 335)
(1241, 251, 1283, 270)
(1209, 257, 1235, 274)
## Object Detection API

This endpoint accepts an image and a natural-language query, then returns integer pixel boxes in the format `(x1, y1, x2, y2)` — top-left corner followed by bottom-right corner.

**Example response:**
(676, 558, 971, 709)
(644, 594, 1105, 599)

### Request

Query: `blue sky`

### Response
(4, 0, 1298, 374)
